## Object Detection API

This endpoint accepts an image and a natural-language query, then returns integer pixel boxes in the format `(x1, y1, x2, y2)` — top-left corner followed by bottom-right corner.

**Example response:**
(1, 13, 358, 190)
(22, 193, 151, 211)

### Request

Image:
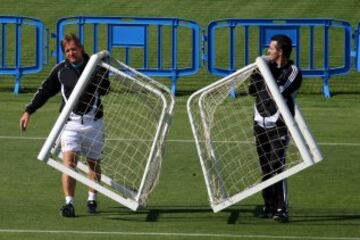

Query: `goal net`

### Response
(38, 51, 175, 211)
(187, 56, 323, 212)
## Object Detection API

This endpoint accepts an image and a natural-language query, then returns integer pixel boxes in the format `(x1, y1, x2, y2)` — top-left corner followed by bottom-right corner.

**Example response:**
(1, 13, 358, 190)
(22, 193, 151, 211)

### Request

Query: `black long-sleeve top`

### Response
(25, 53, 110, 119)
(249, 60, 302, 128)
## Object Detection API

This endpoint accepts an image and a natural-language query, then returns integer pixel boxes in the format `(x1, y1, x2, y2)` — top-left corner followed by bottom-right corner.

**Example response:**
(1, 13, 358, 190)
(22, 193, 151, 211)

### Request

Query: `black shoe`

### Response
(87, 200, 97, 214)
(60, 203, 76, 217)
(273, 208, 289, 223)
(259, 205, 275, 218)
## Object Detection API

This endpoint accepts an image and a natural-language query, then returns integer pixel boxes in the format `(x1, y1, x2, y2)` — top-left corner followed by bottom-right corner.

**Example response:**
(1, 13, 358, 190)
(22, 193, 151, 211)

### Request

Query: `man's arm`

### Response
(280, 65, 302, 98)
(25, 65, 61, 114)
(20, 65, 61, 131)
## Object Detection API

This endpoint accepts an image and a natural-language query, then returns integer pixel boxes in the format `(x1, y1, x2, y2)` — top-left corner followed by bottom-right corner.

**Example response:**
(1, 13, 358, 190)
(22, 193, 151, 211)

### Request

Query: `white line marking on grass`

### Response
(0, 229, 359, 240)
(1, 136, 360, 146)
(0, 136, 46, 140)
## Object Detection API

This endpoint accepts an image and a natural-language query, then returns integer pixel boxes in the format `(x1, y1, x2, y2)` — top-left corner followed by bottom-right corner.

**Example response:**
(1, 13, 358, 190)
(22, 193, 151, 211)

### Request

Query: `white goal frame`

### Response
(37, 50, 175, 211)
(187, 57, 323, 212)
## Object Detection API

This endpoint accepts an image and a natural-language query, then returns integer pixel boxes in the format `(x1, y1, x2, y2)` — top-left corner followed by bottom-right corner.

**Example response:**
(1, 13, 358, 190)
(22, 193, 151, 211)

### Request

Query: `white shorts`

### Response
(61, 116, 104, 160)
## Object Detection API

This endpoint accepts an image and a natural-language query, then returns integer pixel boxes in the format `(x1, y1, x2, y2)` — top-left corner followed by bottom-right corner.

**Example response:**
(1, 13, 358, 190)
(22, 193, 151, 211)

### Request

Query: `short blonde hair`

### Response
(61, 33, 84, 54)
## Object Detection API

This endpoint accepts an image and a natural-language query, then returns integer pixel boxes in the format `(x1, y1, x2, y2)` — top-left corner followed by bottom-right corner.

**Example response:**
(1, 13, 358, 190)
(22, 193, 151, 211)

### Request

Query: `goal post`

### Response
(187, 56, 323, 212)
(38, 50, 175, 211)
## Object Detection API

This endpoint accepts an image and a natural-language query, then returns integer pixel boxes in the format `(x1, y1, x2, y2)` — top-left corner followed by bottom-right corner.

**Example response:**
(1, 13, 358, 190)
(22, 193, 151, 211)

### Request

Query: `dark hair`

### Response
(271, 34, 292, 59)
(61, 33, 84, 54)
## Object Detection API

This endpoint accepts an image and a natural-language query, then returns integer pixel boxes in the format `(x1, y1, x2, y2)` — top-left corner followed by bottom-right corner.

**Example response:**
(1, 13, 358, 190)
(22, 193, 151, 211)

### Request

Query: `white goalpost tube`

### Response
(294, 103, 323, 163)
(76, 161, 137, 199)
(198, 95, 228, 200)
(212, 163, 309, 212)
(187, 94, 216, 205)
(38, 50, 109, 161)
(47, 158, 139, 210)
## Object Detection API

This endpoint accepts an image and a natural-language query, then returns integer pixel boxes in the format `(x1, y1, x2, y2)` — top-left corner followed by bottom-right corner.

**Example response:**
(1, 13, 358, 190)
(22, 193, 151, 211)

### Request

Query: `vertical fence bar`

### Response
(157, 25, 162, 69)
(323, 23, 330, 97)
(171, 20, 178, 94)
(229, 24, 235, 70)
(192, 27, 197, 69)
(93, 23, 98, 53)
(1, 23, 6, 67)
(107, 23, 112, 53)
(35, 24, 41, 67)
(324, 24, 329, 72)
(45, 27, 49, 65)
(15, 19, 21, 70)
(244, 25, 249, 65)
(171, 19, 178, 70)
(144, 25, 148, 69)
(78, 17, 84, 45)
(125, 47, 130, 65)
(309, 26, 314, 69)
(295, 27, 300, 65)
(14, 18, 22, 94)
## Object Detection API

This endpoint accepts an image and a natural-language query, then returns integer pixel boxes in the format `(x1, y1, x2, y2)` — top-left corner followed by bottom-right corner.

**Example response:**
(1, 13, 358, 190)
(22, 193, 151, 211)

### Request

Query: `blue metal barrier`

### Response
(207, 18, 352, 97)
(0, 16, 46, 94)
(55, 16, 201, 94)
(354, 22, 360, 71)
(2, 16, 356, 97)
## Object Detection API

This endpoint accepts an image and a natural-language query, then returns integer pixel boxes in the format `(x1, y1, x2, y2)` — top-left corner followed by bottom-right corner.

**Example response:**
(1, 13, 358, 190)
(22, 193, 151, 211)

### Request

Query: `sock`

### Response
(65, 196, 74, 205)
(88, 191, 97, 201)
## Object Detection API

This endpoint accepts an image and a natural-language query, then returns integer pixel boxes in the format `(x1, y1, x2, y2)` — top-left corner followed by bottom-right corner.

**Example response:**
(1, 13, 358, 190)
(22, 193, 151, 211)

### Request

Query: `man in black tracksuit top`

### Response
(249, 34, 302, 222)
(19, 33, 110, 217)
